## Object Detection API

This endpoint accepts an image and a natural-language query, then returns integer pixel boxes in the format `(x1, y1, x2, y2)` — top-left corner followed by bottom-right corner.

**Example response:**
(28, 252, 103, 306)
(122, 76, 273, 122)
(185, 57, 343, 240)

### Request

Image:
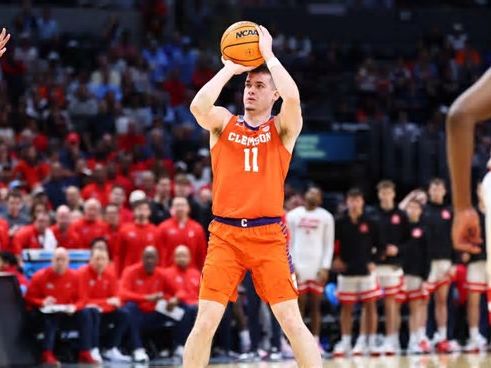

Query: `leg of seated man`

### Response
(104, 308, 130, 350)
(122, 302, 145, 352)
(43, 313, 61, 352)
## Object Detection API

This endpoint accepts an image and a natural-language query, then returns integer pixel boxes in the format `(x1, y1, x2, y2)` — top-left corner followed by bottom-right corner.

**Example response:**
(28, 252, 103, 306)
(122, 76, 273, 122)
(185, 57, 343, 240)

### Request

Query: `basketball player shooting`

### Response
(0, 28, 10, 58)
(446, 67, 491, 321)
(182, 25, 322, 367)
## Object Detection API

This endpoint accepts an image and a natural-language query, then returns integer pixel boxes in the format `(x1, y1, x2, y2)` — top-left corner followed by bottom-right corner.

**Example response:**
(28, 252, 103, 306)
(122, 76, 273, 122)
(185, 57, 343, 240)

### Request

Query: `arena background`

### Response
(0, 0, 491, 367)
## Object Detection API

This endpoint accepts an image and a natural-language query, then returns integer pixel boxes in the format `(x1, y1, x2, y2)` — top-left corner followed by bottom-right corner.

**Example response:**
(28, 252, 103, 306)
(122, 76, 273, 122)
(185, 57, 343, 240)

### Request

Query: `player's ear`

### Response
(272, 89, 280, 102)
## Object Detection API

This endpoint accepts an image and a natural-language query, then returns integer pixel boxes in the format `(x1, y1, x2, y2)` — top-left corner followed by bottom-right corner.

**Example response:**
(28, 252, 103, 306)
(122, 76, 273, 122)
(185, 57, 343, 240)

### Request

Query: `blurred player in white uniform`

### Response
(287, 187, 334, 354)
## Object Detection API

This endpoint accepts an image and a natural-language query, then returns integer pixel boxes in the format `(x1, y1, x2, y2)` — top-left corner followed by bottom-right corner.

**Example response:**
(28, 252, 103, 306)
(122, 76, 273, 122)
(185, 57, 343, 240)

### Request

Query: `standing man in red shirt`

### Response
(24, 247, 96, 365)
(108, 185, 133, 224)
(120, 246, 188, 361)
(51, 205, 80, 248)
(78, 247, 131, 363)
(104, 203, 122, 267)
(117, 199, 158, 275)
(11, 212, 57, 255)
(68, 199, 108, 249)
(157, 197, 207, 270)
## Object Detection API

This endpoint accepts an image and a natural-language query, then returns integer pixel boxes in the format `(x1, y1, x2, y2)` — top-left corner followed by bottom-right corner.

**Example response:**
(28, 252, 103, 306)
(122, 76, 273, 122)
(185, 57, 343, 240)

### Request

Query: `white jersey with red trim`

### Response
(287, 206, 334, 281)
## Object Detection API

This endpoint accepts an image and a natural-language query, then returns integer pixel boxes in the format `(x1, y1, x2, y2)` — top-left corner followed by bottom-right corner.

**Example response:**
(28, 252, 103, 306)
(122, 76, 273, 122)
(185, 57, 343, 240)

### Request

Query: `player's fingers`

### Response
(0, 34, 10, 48)
(0, 48, 5, 57)
(0, 28, 5, 40)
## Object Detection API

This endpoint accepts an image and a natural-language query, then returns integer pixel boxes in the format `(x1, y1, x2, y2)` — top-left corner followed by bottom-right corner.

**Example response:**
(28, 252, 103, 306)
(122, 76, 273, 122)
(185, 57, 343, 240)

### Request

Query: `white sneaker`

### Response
(90, 347, 103, 363)
(133, 348, 149, 363)
(407, 340, 423, 355)
(103, 347, 131, 362)
(381, 339, 397, 356)
(368, 342, 383, 356)
(333, 340, 351, 358)
(352, 338, 367, 356)
(173, 345, 184, 357)
(464, 336, 486, 353)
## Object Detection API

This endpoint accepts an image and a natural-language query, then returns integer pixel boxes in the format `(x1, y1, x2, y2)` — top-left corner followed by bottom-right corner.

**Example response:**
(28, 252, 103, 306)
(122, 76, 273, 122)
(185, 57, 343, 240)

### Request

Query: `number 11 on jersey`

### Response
(244, 147, 259, 172)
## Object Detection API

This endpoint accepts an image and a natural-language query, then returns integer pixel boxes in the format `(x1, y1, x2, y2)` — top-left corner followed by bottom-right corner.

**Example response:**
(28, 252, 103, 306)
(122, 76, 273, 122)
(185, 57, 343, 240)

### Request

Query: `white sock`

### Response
(342, 335, 352, 345)
(438, 327, 447, 340)
(357, 334, 367, 344)
(418, 327, 426, 340)
(390, 334, 399, 345)
(409, 332, 418, 344)
(470, 327, 479, 340)
(368, 334, 377, 346)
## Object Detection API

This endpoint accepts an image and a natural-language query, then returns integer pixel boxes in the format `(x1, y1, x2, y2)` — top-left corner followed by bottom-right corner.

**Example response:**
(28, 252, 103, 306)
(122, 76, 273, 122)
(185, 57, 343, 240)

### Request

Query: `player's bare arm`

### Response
(256, 25, 302, 153)
(189, 59, 254, 140)
(0, 28, 11, 58)
(447, 68, 491, 253)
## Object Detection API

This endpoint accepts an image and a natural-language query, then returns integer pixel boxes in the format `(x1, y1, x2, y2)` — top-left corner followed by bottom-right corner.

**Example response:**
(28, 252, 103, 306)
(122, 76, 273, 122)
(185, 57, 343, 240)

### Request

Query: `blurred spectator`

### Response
(81, 164, 112, 206)
(59, 132, 87, 171)
(1, 190, 30, 231)
(12, 146, 50, 190)
(142, 39, 169, 84)
(157, 197, 207, 270)
(51, 205, 80, 248)
(119, 246, 177, 363)
(108, 185, 132, 223)
(150, 176, 172, 224)
(43, 161, 77, 209)
(67, 198, 108, 248)
(117, 199, 158, 275)
(103, 204, 122, 266)
(11, 212, 56, 255)
(37, 6, 60, 44)
(0, 251, 28, 293)
(173, 173, 200, 219)
(163, 245, 200, 307)
(447, 23, 468, 51)
(0, 217, 9, 251)
(77, 246, 131, 363)
(24, 248, 97, 365)
(65, 185, 83, 212)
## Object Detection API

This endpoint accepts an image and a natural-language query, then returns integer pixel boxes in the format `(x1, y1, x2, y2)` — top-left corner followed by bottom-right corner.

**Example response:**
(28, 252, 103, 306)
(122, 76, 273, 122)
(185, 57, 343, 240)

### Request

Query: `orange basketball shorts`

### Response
(199, 219, 298, 306)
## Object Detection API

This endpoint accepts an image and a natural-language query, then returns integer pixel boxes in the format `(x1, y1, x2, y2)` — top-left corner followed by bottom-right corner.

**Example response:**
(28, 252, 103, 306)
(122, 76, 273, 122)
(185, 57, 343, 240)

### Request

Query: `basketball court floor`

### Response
(58, 354, 491, 367)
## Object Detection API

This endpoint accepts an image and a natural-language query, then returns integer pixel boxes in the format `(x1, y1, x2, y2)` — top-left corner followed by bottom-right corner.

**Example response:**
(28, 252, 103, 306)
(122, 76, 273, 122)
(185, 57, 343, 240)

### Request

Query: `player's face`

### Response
(406, 201, 422, 222)
(172, 199, 190, 219)
(243, 72, 278, 113)
(143, 252, 158, 272)
(305, 188, 322, 207)
(346, 195, 364, 213)
(378, 188, 395, 204)
(90, 250, 109, 273)
(429, 183, 446, 203)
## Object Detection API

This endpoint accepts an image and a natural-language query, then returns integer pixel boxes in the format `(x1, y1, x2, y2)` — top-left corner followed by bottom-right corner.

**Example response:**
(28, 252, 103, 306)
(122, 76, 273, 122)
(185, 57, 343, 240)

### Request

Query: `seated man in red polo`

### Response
(11, 212, 57, 255)
(120, 246, 190, 360)
(77, 244, 132, 363)
(24, 247, 96, 365)
(163, 245, 200, 308)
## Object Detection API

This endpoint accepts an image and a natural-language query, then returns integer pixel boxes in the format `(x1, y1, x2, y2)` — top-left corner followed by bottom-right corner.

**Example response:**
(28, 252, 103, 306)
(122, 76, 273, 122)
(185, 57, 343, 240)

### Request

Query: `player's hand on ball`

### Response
(256, 25, 274, 61)
(221, 57, 255, 75)
(0, 28, 10, 58)
(452, 208, 482, 254)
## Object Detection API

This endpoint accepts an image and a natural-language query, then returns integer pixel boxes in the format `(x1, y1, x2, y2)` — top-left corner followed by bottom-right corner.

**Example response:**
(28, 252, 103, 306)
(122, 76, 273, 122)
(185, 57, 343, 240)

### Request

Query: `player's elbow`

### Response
(447, 99, 475, 128)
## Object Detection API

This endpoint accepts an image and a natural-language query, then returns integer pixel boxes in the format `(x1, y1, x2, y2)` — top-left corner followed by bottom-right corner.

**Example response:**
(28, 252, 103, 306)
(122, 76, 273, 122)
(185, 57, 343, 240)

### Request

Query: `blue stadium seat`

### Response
(22, 249, 90, 279)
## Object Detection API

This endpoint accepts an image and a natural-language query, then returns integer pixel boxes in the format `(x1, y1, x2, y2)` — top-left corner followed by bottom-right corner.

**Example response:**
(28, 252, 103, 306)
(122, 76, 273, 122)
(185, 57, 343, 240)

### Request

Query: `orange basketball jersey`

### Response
(211, 115, 291, 218)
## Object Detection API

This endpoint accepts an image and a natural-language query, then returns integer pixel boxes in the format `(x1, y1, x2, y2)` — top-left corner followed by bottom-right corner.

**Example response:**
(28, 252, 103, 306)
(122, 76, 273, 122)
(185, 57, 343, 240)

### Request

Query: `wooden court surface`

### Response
(59, 354, 491, 367)
(208, 354, 491, 368)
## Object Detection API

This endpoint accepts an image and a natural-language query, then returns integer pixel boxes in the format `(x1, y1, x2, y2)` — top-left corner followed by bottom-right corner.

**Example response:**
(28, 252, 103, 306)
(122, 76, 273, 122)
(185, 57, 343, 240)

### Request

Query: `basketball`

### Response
(220, 21, 264, 67)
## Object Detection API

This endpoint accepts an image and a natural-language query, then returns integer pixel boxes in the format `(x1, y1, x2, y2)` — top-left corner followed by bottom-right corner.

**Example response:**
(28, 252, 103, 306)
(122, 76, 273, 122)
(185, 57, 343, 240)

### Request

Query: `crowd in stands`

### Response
(1, 1, 491, 366)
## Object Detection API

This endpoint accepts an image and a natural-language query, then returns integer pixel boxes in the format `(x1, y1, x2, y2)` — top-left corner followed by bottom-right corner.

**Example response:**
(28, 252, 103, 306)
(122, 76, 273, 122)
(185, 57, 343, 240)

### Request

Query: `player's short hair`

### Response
(249, 63, 271, 76)
(346, 188, 364, 199)
(376, 180, 395, 191)
(429, 177, 446, 188)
